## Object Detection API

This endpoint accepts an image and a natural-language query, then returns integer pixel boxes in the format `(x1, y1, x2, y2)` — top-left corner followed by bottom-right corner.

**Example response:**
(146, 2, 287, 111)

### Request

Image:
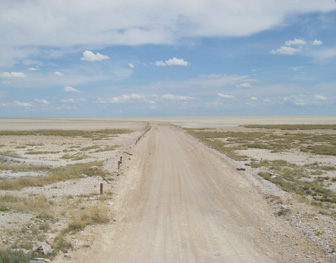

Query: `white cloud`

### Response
(1, 1, 336, 66)
(1, 72, 26, 78)
(165, 57, 189, 66)
(270, 46, 302, 55)
(283, 95, 329, 106)
(310, 48, 336, 61)
(64, 86, 79, 93)
(128, 63, 135, 69)
(218, 93, 235, 99)
(285, 38, 307, 46)
(55, 71, 64, 76)
(154, 58, 190, 67)
(312, 39, 323, 46)
(14, 101, 32, 107)
(35, 99, 50, 105)
(60, 98, 75, 103)
(99, 94, 145, 104)
(251, 97, 258, 100)
(160, 94, 195, 101)
(154, 61, 166, 67)
(99, 93, 196, 104)
(314, 95, 327, 100)
(236, 83, 252, 89)
(81, 50, 110, 61)
(28, 67, 39, 71)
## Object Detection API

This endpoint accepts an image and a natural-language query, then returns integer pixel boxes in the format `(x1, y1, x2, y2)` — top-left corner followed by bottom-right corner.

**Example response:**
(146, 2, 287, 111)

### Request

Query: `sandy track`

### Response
(58, 123, 328, 262)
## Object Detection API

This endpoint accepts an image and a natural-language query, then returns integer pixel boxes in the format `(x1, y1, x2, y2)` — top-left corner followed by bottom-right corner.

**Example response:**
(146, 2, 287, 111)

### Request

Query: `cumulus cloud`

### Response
(251, 97, 258, 100)
(285, 38, 307, 46)
(55, 71, 64, 76)
(312, 39, 323, 46)
(35, 99, 50, 104)
(81, 50, 110, 61)
(28, 67, 39, 71)
(165, 57, 189, 66)
(64, 86, 79, 93)
(154, 58, 190, 67)
(270, 46, 302, 55)
(14, 101, 32, 107)
(1, 72, 26, 78)
(218, 93, 235, 99)
(128, 63, 135, 69)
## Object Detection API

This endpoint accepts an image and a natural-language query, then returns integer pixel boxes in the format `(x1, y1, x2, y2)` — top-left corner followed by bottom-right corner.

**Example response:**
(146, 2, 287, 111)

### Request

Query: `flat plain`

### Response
(0, 117, 335, 262)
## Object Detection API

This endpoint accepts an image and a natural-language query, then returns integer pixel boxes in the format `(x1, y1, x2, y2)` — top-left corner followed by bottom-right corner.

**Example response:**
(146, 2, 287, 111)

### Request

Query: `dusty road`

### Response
(58, 123, 328, 262)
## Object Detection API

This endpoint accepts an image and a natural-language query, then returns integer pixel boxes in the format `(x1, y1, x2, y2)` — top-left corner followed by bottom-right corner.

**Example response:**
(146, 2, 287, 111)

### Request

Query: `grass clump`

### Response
(67, 205, 109, 233)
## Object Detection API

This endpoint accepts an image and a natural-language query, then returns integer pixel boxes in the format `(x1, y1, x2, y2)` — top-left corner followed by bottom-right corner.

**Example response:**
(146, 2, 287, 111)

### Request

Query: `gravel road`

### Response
(57, 123, 329, 262)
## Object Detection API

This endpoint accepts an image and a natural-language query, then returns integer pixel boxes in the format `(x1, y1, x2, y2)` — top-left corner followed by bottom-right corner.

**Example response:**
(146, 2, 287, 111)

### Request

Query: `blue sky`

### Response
(1, 0, 336, 117)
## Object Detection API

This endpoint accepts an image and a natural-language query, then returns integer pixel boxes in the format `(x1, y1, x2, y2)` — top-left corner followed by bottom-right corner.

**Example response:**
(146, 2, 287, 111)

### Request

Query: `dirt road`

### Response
(58, 123, 328, 262)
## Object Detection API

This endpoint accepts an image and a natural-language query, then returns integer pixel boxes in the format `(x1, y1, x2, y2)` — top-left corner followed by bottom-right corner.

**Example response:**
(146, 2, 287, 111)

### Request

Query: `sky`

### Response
(1, 0, 336, 117)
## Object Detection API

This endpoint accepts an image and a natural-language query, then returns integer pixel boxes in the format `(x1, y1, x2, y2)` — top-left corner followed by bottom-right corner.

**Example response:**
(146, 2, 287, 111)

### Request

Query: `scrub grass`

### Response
(0, 129, 131, 138)
(187, 125, 336, 214)
(0, 194, 53, 219)
(243, 124, 336, 130)
(0, 161, 108, 190)
(0, 163, 51, 172)
(67, 205, 110, 232)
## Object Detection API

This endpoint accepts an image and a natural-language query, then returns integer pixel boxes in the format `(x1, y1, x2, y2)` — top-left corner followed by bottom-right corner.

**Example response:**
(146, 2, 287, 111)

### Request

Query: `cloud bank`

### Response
(1, 0, 335, 65)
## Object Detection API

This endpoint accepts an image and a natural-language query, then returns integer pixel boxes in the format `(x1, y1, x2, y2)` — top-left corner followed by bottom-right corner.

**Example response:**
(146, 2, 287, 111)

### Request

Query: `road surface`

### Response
(58, 123, 327, 262)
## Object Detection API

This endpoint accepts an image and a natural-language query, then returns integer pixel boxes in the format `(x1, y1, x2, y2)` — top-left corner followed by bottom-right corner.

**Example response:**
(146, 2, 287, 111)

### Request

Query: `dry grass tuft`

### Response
(67, 205, 110, 232)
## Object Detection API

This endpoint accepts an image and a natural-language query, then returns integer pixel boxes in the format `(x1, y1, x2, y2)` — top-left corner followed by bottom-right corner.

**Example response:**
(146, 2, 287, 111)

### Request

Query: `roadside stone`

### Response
(32, 242, 53, 255)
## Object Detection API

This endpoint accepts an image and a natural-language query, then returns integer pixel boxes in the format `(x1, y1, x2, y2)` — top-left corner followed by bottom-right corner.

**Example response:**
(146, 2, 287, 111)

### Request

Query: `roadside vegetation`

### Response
(187, 125, 336, 217)
(0, 161, 107, 190)
(0, 128, 130, 260)
(0, 129, 131, 138)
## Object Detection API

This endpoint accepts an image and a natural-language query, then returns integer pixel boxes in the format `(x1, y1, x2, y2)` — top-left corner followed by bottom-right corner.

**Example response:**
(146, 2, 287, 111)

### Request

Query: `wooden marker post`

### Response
(100, 183, 103, 194)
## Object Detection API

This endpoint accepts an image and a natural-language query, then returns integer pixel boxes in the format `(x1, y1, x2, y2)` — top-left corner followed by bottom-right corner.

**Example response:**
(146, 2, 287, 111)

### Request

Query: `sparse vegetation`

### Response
(67, 205, 110, 232)
(243, 124, 336, 130)
(0, 161, 108, 190)
(187, 125, 336, 215)
(0, 163, 51, 172)
(0, 129, 131, 138)
(0, 127, 132, 259)
(25, 150, 60, 155)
